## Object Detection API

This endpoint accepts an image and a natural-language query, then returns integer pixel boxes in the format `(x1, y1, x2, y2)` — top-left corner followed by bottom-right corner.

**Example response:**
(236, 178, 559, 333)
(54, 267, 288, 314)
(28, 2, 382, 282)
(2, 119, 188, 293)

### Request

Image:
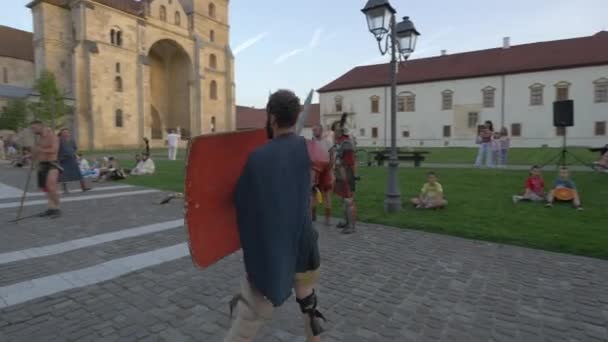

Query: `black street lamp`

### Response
(362, 0, 420, 213)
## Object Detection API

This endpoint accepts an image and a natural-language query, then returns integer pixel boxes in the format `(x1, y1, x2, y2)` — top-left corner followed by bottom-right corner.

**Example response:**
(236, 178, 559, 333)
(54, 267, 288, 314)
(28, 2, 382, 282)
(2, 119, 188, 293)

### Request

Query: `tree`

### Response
(0, 98, 28, 131)
(30, 70, 66, 130)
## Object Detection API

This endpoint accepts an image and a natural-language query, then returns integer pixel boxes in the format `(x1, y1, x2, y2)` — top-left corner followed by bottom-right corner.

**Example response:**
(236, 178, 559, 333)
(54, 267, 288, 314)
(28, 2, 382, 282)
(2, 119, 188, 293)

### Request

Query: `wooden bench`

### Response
(371, 149, 430, 168)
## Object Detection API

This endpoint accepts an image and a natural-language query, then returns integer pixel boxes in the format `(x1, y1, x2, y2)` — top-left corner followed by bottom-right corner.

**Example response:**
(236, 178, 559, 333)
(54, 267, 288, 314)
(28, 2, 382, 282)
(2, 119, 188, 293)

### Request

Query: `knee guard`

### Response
(296, 290, 327, 337)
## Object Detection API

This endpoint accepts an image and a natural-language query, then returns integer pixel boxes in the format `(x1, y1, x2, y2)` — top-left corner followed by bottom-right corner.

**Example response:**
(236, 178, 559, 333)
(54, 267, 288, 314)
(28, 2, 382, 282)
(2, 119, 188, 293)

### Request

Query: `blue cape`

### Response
(234, 134, 313, 306)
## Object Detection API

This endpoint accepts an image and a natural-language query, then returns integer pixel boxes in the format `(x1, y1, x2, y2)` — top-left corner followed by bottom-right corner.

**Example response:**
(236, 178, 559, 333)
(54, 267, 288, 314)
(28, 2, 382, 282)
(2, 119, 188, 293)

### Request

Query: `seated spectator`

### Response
(411, 171, 448, 209)
(13, 147, 32, 168)
(513, 165, 545, 203)
(96, 157, 127, 182)
(593, 151, 608, 172)
(546, 167, 583, 211)
(130, 153, 155, 176)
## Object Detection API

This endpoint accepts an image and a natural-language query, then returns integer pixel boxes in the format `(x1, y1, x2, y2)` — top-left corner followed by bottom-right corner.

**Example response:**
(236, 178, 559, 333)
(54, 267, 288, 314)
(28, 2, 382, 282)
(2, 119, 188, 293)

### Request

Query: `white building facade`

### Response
(318, 33, 608, 148)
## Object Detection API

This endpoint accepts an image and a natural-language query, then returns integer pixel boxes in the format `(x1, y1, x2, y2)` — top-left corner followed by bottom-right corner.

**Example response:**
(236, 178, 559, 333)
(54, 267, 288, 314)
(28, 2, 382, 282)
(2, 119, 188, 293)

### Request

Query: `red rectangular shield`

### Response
(184, 129, 267, 268)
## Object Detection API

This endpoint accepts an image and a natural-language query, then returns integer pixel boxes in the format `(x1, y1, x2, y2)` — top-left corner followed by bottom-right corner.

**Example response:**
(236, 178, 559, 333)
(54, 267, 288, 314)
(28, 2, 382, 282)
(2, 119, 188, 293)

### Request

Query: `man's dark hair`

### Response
(266, 89, 301, 128)
(427, 171, 437, 177)
(30, 120, 43, 125)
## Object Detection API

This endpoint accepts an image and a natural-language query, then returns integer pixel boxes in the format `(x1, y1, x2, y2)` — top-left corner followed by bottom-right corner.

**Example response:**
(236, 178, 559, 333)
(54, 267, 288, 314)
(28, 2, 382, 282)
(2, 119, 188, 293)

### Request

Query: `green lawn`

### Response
(362, 147, 599, 165)
(118, 158, 608, 259)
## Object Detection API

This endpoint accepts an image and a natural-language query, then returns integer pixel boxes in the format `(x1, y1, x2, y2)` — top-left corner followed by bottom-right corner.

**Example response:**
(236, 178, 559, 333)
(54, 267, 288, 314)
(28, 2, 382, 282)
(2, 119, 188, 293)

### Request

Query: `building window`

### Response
(594, 78, 608, 103)
(209, 54, 217, 69)
(442, 90, 453, 110)
(556, 127, 566, 136)
(209, 3, 216, 18)
(116, 62, 121, 74)
(114, 76, 123, 92)
(398, 92, 415, 112)
(115, 110, 123, 127)
(160, 6, 167, 21)
(60, 61, 66, 70)
(211, 116, 216, 133)
(210, 30, 215, 42)
(2, 67, 7, 83)
(402, 130, 410, 138)
(370, 96, 380, 113)
(511, 123, 521, 137)
(116, 31, 122, 46)
(210, 80, 218, 100)
(530, 83, 544, 106)
(334, 96, 343, 112)
(482, 86, 495, 108)
(371, 127, 378, 138)
(467, 112, 479, 128)
(175, 12, 181, 26)
(359, 128, 365, 136)
(443, 125, 451, 137)
(110, 29, 115, 45)
(595, 121, 606, 136)
(555, 81, 570, 101)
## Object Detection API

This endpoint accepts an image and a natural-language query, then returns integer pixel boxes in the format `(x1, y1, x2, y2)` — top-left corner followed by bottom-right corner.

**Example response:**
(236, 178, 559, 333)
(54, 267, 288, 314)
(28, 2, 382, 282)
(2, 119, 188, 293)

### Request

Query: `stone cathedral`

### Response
(29, 0, 235, 149)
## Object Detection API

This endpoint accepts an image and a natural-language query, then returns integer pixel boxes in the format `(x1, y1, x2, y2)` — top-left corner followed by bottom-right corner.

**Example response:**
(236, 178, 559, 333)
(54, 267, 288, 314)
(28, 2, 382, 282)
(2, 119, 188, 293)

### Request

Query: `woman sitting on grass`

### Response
(593, 150, 608, 172)
(513, 165, 545, 203)
(545, 167, 583, 211)
(411, 171, 448, 209)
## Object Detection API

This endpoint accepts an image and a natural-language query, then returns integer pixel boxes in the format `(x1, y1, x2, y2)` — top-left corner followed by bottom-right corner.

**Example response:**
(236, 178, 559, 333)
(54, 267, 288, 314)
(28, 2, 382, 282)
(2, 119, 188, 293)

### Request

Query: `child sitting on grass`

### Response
(545, 167, 583, 211)
(411, 171, 448, 209)
(513, 165, 545, 203)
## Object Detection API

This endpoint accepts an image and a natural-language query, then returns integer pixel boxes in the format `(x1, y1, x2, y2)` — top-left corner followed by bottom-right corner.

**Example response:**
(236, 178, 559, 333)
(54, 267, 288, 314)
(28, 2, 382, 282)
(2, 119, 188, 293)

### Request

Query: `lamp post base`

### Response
(384, 161, 402, 213)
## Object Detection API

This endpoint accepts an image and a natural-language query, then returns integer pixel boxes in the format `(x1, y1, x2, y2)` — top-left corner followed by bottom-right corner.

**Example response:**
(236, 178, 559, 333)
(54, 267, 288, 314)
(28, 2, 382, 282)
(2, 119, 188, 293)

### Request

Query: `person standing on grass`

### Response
(166, 129, 181, 161)
(58, 128, 91, 194)
(545, 167, 583, 211)
(499, 127, 510, 168)
(513, 165, 545, 203)
(0, 136, 5, 160)
(333, 114, 357, 234)
(30, 120, 62, 218)
(411, 171, 448, 209)
(474, 124, 494, 168)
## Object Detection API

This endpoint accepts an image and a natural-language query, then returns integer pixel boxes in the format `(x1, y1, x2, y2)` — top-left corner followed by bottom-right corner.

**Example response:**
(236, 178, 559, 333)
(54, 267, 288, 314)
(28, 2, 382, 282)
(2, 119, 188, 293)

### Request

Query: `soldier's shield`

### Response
(185, 129, 267, 268)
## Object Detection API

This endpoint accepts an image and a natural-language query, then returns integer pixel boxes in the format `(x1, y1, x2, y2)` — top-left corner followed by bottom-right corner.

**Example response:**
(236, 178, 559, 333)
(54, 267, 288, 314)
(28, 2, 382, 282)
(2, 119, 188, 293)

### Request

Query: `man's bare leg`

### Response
(46, 169, 60, 213)
(323, 191, 332, 226)
(224, 279, 274, 342)
(295, 271, 323, 342)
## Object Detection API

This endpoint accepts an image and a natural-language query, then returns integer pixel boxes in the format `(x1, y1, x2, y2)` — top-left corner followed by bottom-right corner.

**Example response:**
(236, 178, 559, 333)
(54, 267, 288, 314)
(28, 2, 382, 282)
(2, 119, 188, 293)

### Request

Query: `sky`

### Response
(2, 0, 607, 107)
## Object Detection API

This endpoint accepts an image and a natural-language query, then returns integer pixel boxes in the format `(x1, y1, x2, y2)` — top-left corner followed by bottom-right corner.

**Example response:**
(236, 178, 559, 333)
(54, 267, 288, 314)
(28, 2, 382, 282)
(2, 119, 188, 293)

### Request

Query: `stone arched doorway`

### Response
(148, 39, 192, 141)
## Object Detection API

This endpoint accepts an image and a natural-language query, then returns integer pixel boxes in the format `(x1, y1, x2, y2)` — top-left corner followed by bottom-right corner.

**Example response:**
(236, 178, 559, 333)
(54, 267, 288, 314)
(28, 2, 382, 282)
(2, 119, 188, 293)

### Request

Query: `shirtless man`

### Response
(30, 120, 62, 218)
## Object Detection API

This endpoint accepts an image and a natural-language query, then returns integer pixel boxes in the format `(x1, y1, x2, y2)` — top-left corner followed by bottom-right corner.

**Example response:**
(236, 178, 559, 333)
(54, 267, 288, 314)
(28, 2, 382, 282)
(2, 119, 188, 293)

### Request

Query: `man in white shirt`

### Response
(166, 129, 181, 161)
(131, 153, 156, 176)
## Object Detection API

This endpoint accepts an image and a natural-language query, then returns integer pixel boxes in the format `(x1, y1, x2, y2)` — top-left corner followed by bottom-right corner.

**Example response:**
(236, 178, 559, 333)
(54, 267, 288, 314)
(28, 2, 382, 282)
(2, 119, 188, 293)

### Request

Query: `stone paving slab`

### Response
(1, 221, 607, 341)
(0, 227, 185, 287)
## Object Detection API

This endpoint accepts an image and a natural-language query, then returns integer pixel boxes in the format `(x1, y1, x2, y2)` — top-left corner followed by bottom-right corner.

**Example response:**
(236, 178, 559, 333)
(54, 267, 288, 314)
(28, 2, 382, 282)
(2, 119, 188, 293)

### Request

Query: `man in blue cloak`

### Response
(225, 90, 329, 342)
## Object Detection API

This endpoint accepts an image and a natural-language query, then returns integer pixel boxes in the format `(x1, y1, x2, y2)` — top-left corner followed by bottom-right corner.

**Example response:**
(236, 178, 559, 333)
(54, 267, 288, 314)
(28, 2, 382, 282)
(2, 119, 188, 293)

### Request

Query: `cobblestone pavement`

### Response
(1, 164, 607, 342)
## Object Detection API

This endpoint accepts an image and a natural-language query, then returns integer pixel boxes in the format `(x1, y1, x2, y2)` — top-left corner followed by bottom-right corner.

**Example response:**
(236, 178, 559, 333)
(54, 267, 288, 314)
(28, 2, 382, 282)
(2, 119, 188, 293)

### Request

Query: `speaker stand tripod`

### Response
(540, 130, 592, 169)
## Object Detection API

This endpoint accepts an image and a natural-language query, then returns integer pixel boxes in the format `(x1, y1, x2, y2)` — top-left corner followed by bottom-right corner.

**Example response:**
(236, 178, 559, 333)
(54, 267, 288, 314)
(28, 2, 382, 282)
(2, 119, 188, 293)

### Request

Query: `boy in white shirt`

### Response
(166, 129, 181, 161)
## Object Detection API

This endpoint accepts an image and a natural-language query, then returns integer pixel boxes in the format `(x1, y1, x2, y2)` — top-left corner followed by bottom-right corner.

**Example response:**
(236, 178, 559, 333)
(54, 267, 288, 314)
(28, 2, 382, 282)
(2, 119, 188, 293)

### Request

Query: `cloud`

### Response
(274, 48, 305, 65)
(233, 32, 269, 55)
(309, 28, 324, 48)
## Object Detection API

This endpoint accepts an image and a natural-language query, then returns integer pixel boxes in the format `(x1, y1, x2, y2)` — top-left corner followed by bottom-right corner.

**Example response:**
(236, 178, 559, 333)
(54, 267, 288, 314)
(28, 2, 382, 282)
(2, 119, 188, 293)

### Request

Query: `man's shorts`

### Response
(37, 161, 62, 191)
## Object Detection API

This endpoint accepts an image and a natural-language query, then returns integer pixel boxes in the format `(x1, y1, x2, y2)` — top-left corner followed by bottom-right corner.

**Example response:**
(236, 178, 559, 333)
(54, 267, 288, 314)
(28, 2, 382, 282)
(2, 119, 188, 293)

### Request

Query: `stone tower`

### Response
(28, 0, 235, 149)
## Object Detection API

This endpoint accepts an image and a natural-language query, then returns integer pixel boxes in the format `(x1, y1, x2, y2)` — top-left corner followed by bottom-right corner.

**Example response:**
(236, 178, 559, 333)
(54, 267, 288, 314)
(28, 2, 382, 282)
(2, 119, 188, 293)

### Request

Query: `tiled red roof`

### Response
(27, 0, 144, 16)
(318, 31, 608, 93)
(0, 26, 34, 62)
(236, 104, 320, 131)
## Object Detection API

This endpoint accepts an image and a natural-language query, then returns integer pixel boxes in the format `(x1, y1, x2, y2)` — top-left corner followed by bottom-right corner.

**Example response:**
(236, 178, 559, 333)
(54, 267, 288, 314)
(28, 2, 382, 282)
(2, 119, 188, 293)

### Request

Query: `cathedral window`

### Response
(209, 54, 217, 69)
(160, 6, 167, 22)
(115, 76, 123, 92)
(175, 12, 181, 26)
(210, 30, 215, 42)
(209, 3, 216, 18)
(115, 110, 123, 128)
(210, 80, 218, 100)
